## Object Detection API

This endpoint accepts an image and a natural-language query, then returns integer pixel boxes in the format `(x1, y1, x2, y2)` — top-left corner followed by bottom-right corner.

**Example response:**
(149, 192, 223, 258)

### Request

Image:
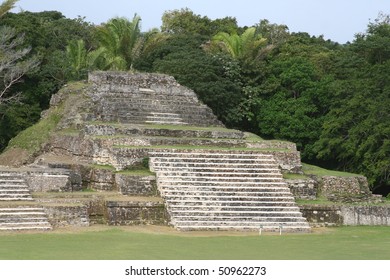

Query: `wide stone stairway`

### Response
(150, 150, 310, 232)
(0, 171, 52, 231)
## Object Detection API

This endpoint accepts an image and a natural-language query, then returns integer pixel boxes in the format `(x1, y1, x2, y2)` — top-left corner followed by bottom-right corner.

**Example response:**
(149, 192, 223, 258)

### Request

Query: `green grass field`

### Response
(1, 226, 390, 260)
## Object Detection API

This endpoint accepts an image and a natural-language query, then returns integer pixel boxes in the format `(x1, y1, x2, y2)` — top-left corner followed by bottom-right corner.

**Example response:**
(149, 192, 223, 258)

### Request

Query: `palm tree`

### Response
(92, 15, 144, 70)
(0, 0, 18, 18)
(66, 39, 88, 79)
(209, 27, 267, 61)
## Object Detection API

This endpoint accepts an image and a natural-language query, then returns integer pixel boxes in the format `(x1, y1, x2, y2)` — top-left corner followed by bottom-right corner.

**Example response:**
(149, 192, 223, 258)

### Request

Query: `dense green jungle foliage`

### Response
(0, 5, 388, 194)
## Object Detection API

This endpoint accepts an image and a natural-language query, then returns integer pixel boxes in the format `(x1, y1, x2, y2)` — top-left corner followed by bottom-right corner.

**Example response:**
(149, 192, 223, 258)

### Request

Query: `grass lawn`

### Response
(1, 226, 390, 260)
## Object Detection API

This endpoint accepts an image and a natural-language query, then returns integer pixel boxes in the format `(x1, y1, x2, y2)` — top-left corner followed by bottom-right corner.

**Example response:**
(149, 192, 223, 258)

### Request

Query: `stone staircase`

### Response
(0, 207, 52, 231)
(0, 171, 52, 231)
(150, 150, 310, 232)
(0, 173, 33, 201)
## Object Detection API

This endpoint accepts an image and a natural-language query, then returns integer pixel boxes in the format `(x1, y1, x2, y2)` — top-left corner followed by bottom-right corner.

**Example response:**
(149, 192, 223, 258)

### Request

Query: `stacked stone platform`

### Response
(88, 72, 222, 127)
(150, 150, 310, 232)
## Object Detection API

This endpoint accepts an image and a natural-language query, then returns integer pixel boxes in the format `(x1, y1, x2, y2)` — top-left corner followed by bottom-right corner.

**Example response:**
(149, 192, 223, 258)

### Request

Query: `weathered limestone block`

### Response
(49, 134, 95, 159)
(300, 205, 343, 227)
(106, 201, 168, 225)
(44, 205, 90, 227)
(89, 168, 115, 191)
(85, 196, 107, 224)
(320, 176, 371, 198)
(286, 178, 317, 199)
(301, 205, 390, 227)
(246, 141, 297, 150)
(115, 174, 157, 196)
(262, 150, 302, 173)
(108, 148, 149, 170)
(341, 206, 390, 226)
(26, 174, 72, 192)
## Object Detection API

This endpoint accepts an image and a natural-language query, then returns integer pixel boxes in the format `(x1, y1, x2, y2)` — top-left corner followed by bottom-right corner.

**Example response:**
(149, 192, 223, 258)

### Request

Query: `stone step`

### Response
(158, 185, 291, 191)
(101, 94, 200, 101)
(0, 226, 52, 231)
(0, 197, 34, 201)
(162, 190, 294, 197)
(173, 216, 307, 222)
(158, 177, 284, 183)
(167, 201, 296, 207)
(0, 185, 29, 189)
(0, 217, 48, 222)
(101, 115, 218, 126)
(156, 172, 283, 178)
(145, 120, 188, 125)
(151, 166, 280, 173)
(151, 151, 275, 157)
(174, 220, 310, 226)
(0, 221, 51, 226)
(98, 96, 201, 103)
(165, 196, 295, 206)
(0, 191, 32, 195)
(169, 205, 301, 211)
(0, 193, 31, 198)
(170, 210, 304, 216)
(158, 180, 287, 186)
(0, 211, 47, 216)
(175, 224, 311, 232)
(0, 180, 25, 184)
(151, 162, 278, 169)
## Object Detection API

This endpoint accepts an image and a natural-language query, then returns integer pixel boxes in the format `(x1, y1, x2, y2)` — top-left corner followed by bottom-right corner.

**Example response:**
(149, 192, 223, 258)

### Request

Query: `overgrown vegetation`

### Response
(5, 106, 62, 154)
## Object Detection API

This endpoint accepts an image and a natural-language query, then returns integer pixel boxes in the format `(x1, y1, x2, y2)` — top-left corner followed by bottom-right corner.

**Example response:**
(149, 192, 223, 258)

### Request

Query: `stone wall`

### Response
(320, 176, 371, 199)
(341, 206, 390, 226)
(44, 205, 90, 228)
(300, 204, 390, 226)
(21, 169, 82, 192)
(106, 201, 168, 225)
(115, 174, 157, 196)
(89, 168, 116, 191)
(286, 178, 317, 199)
(26, 174, 72, 192)
(286, 175, 378, 202)
(263, 150, 302, 174)
(300, 205, 343, 226)
(89, 71, 190, 95)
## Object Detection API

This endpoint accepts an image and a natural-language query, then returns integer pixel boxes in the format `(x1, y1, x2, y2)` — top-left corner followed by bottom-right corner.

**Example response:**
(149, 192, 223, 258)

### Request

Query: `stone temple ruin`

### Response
(0, 71, 387, 232)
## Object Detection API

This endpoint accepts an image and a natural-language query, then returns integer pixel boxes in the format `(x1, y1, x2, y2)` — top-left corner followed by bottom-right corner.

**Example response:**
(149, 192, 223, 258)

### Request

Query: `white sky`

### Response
(12, 0, 390, 43)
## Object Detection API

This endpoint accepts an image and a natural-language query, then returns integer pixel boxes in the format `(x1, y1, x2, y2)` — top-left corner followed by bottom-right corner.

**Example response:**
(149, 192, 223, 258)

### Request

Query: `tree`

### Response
(91, 15, 143, 70)
(0, 26, 39, 104)
(208, 27, 267, 61)
(161, 8, 238, 36)
(66, 39, 88, 80)
(0, 10, 94, 151)
(0, 0, 39, 105)
(314, 14, 390, 190)
(0, 0, 17, 18)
